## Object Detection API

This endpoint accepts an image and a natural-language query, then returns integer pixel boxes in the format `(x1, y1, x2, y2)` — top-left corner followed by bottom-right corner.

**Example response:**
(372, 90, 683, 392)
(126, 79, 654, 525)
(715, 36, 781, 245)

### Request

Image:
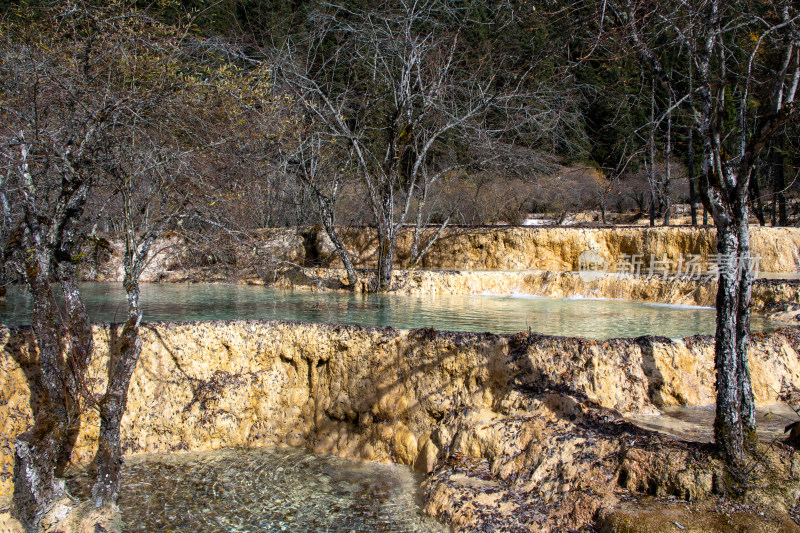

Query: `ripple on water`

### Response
(66, 447, 445, 533)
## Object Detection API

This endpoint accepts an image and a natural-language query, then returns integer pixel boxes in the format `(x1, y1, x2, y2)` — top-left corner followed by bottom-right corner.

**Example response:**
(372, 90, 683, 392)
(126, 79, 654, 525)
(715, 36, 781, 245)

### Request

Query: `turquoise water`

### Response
(66, 446, 444, 533)
(0, 282, 773, 339)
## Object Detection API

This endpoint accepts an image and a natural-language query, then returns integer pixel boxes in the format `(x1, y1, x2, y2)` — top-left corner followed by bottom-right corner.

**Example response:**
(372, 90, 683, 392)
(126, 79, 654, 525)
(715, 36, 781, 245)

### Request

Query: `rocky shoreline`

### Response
(3, 321, 800, 531)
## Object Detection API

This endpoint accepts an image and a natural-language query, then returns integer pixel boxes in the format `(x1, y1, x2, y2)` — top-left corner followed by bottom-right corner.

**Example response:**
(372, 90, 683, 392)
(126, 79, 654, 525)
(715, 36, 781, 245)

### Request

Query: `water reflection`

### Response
(0, 282, 775, 339)
(66, 447, 444, 533)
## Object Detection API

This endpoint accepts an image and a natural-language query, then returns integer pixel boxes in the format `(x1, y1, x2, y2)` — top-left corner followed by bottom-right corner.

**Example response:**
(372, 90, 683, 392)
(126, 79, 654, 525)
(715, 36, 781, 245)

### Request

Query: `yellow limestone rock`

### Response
(82, 226, 800, 282)
(3, 322, 800, 532)
(2, 322, 800, 496)
(281, 268, 799, 310)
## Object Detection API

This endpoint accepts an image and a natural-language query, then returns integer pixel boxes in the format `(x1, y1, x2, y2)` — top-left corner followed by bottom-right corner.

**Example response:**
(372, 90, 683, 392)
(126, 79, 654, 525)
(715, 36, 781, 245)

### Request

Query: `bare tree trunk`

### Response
(317, 200, 357, 286)
(324, 226, 358, 286)
(12, 255, 69, 531)
(376, 228, 395, 292)
(771, 185, 778, 226)
(374, 181, 396, 292)
(663, 107, 672, 226)
(0, 175, 10, 290)
(749, 173, 766, 226)
(687, 66, 698, 227)
(291, 136, 359, 286)
(600, 196, 607, 224)
(13, 257, 92, 530)
(410, 179, 428, 262)
(410, 222, 422, 262)
(12, 160, 93, 529)
(648, 83, 657, 227)
(648, 188, 656, 225)
(735, 218, 756, 441)
(92, 276, 143, 506)
(688, 138, 698, 226)
(409, 214, 450, 268)
(712, 223, 745, 468)
(701, 136, 709, 227)
(54, 258, 93, 469)
(712, 210, 757, 470)
(772, 145, 787, 226)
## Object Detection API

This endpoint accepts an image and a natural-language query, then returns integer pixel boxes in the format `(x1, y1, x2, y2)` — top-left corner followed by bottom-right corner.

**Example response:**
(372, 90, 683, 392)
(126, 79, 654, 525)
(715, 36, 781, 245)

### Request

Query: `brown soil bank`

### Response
(80, 226, 800, 282)
(2, 322, 800, 531)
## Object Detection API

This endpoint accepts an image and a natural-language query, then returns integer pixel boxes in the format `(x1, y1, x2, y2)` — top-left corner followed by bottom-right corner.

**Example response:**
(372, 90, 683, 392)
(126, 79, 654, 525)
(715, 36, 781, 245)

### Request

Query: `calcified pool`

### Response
(66, 447, 444, 533)
(0, 282, 775, 339)
(627, 405, 797, 443)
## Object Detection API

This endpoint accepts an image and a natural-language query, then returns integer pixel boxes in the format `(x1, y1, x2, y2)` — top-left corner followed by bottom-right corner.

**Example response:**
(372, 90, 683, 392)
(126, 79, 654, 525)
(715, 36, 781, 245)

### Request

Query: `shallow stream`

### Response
(66, 446, 444, 533)
(3, 282, 790, 531)
(0, 282, 775, 339)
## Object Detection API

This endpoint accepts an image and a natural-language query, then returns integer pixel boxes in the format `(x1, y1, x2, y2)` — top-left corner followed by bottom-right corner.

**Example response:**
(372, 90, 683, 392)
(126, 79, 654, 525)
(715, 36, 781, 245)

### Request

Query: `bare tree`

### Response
(88, 19, 300, 506)
(275, 0, 574, 290)
(0, 5, 115, 527)
(1, 2, 226, 526)
(284, 130, 360, 285)
(663, 100, 672, 225)
(91, 142, 195, 505)
(408, 164, 453, 268)
(610, 0, 799, 468)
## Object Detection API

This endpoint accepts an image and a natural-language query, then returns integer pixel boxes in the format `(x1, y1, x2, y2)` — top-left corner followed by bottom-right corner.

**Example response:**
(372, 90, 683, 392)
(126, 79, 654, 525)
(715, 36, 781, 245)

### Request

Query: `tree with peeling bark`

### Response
(592, 0, 800, 468)
(0, 4, 127, 527)
(0, 2, 223, 527)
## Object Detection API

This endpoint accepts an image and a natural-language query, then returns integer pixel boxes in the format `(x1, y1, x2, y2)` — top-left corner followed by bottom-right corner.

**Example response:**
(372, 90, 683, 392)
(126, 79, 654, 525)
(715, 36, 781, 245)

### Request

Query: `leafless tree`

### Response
(274, 0, 575, 290)
(283, 130, 360, 285)
(91, 141, 195, 506)
(610, 0, 799, 468)
(0, 4, 118, 527)
(0, 2, 227, 526)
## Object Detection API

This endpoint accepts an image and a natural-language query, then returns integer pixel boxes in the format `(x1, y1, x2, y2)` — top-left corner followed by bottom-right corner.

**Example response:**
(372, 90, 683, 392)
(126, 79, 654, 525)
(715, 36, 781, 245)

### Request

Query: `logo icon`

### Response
(578, 250, 607, 281)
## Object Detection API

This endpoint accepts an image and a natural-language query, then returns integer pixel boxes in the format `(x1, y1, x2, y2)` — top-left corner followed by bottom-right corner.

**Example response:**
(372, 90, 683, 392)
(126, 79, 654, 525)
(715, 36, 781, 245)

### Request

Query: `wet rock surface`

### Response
(0, 495, 119, 533)
(626, 404, 797, 443)
(77, 226, 800, 283)
(766, 302, 800, 324)
(597, 498, 800, 533)
(271, 268, 799, 311)
(419, 397, 800, 532)
(2, 321, 800, 530)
